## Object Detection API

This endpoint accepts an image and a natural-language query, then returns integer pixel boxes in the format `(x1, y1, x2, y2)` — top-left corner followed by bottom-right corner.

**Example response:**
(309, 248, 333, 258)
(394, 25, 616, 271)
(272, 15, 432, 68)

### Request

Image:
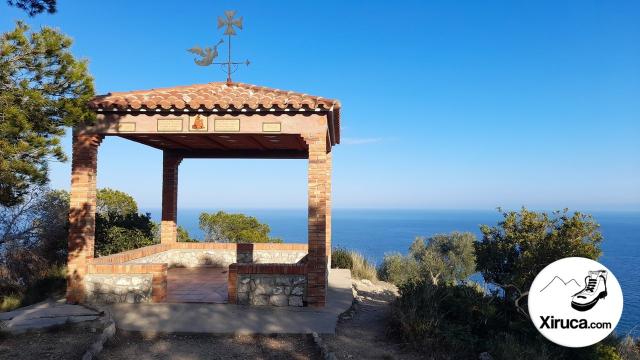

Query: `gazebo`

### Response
(67, 82, 340, 307)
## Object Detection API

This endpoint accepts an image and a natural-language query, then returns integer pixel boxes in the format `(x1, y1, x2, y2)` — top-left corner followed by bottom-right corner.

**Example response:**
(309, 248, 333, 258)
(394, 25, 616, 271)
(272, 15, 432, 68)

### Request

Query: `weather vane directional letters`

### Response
(188, 10, 250, 84)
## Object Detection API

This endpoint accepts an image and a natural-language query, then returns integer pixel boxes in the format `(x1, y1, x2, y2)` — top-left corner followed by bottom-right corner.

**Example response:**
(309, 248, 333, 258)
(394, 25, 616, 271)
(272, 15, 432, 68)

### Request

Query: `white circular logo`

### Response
(528, 257, 623, 348)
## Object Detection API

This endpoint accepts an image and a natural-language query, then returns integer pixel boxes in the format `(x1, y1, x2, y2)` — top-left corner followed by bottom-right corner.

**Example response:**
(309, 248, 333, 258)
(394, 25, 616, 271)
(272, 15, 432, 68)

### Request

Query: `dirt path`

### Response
(324, 279, 421, 360)
(0, 320, 103, 360)
(98, 332, 322, 360)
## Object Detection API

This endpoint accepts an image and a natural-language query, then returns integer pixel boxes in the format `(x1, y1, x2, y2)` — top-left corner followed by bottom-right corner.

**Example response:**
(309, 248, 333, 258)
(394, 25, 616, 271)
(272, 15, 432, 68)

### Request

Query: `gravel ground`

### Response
(0, 319, 103, 360)
(98, 332, 323, 360)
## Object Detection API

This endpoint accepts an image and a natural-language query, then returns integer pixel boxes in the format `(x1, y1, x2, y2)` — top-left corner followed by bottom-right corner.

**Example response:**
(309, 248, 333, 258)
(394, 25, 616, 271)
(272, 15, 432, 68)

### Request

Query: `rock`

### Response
(269, 294, 288, 307)
(275, 277, 292, 286)
(360, 279, 373, 286)
(273, 286, 284, 295)
(237, 291, 249, 305)
(250, 294, 269, 306)
(479, 352, 494, 360)
(115, 278, 130, 286)
(289, 296, 303, 307)
(253, 283, 271, 295)
(291, 286, 304, 296)
(125, 293, 136, 303)
(238, 282, 250, 293)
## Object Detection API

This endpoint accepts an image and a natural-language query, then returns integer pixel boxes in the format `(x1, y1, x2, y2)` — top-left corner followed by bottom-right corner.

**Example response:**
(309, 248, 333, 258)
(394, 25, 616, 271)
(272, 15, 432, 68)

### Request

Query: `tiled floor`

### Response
(166, 267, 229, 304)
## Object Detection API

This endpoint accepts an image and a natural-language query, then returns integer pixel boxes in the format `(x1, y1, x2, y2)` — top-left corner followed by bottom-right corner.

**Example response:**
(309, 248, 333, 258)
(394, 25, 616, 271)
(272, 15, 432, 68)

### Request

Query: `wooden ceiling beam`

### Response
(199, 135, 230, 150)
(173, 148, 307, 159)
(157, 135, 193, 149)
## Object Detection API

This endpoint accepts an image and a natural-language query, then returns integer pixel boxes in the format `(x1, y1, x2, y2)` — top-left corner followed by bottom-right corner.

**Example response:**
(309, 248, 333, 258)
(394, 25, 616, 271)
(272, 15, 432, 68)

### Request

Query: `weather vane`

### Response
(188, 10, 250, 84)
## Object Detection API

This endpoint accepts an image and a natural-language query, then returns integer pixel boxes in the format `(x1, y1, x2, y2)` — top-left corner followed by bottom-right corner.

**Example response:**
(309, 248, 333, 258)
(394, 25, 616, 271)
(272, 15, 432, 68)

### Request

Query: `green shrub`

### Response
(199, 211, 282, 243)
(96, 227, 156, 257)
(331, 248, 377, 281)
(177, 225, 197, 242)
(389, 281, 496, 357)
(476, 208, 602, 303)
(0, 294, 21, 312)
(485, 332, 552, 360)
(331, 247, 353, 269)
(377, 252, 420, 285)
(387, 209, 632, 360)
(378, 232, 476, 287)
(20, 265, 66, 306)
(0, 265, 66, 312)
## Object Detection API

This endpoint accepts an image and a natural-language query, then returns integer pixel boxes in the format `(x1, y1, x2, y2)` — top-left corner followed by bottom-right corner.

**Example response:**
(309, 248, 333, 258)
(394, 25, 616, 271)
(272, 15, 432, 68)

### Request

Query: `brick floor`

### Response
(166, 267, 228, 304)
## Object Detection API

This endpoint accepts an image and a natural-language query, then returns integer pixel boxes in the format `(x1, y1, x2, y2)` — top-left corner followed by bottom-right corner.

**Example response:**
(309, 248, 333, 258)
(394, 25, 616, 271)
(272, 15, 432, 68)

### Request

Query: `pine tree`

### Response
(0, 21, 94, 206)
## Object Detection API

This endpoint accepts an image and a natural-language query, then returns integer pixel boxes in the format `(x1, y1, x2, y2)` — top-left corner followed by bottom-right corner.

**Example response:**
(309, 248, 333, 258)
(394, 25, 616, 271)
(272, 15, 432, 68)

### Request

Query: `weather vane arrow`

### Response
(187, 10, 250, 84)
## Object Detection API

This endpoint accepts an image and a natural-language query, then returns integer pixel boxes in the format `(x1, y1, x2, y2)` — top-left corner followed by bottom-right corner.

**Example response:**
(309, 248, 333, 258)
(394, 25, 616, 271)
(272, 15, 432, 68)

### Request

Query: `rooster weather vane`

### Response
(188, 10, 250, 83)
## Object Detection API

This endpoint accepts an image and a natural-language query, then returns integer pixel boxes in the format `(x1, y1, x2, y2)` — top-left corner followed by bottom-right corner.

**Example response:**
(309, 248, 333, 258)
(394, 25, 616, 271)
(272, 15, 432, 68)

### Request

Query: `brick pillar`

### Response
(325, 150, 332, 268)
(304, 133, 332, 307)
(161, 151, 182, 244)
(67, 132, 102, 303)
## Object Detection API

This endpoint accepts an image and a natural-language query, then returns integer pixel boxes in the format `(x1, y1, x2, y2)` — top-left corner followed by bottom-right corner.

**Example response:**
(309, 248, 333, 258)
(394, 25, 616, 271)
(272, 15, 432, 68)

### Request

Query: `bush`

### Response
(177, 225, 197, 242)
(387, 209, 633, 360)
(331, 248, 377, 281)
(199, 211, 282, 243)
(331, 247, 353, 269)
(20, 265, 66, 306)
(377, 252, 420, 285)
(389, 281, 496, 357)
(378, 232, 476, 287)
(95, 211, 156, 256)
(96, 227, 156, 257)
(0, 265, 66, 312)
(476, 208, 602, 304)
(0, 294, 21, 312)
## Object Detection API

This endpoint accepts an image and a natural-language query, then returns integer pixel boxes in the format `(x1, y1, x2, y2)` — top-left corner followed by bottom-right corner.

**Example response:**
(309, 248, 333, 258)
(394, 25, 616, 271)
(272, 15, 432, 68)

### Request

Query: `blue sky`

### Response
(2, 1, 639, 210)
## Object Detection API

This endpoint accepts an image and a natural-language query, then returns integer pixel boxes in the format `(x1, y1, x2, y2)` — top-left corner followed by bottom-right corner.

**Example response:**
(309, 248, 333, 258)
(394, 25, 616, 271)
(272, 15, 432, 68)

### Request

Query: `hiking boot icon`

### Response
(571, 270, 608, 312)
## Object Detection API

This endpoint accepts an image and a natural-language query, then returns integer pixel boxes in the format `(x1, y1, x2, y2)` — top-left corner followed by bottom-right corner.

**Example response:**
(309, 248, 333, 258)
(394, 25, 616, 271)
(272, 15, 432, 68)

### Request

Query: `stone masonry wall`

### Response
(84, 274, 153, 304)
(126, 249, 307, 268)
(237, 274, 306, 307)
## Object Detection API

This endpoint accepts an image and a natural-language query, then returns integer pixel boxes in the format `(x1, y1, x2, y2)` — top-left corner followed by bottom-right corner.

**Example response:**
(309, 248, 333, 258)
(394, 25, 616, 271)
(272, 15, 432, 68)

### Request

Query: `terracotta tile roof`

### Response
(88, 82, 341, 144)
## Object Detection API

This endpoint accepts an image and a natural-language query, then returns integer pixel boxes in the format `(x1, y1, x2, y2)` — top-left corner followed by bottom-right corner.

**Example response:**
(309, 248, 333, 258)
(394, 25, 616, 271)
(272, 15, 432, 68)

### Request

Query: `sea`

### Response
(145, 208, 640, 337)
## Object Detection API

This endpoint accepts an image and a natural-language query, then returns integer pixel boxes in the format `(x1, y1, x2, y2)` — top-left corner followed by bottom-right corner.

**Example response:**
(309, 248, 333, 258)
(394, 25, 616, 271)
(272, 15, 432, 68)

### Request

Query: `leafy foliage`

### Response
(378, 232, 476, 286)
(33, 189, 68, 264)
(476, 208, 602, 306)
(198, 211, 282, 243)
(0, 21, 94, 206)
(95, 226, 155, 257)
(331, 247, 353, 269)
(177, 225, 197, 242)
(6, 0, 56, 16)
(92, 188, 157, 256)
(387, 209, 626, 360)
(95, 211, 156, 257)
(96, 188, 138, 218)
(377, 252, 421, 285)
(389, 281, 498, 357)
(0, 187, 68, 310)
